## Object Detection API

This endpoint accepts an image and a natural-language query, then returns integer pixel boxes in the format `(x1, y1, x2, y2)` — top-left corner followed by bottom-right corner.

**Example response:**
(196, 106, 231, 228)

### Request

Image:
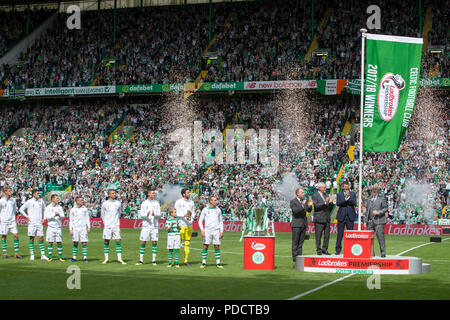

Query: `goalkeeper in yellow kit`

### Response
(174, 188, 196, 266)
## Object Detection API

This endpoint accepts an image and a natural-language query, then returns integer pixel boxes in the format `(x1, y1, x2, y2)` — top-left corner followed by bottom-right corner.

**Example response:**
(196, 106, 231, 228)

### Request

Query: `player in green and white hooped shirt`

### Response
(69, 196, 91, 263)
(136, 187, 161, 266)
(101, 189, 126, 264)
(19, 189, 48, 261)
(165, 207, 181, 268)
(44, 194, 65, 262)
(0, 186, 22, 259)
(198, 196, 224, 269)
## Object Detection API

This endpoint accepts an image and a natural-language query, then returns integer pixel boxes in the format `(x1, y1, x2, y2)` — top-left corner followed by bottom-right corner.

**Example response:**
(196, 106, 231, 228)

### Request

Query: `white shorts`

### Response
(28, 224, 44, 237)
(140, 228, 158, 242)
(167, 234, 181, 249)
(103, 227, 121, 240)
(72, 229, 88, 243)
(0, 221, 18, 235)
(46, 227, 62, 243)
(203, 229, 221, 245)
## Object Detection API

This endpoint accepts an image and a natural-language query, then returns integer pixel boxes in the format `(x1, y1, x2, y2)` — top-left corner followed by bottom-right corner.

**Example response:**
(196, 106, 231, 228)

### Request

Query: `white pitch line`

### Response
(287, 273, 355, 300)
(287, 238, 449, 300)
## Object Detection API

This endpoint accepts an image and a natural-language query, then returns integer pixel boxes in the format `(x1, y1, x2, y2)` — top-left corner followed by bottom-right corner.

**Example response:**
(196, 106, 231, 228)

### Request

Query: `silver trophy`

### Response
(240, 206, 275, 241)
(253, 207, 266, 236)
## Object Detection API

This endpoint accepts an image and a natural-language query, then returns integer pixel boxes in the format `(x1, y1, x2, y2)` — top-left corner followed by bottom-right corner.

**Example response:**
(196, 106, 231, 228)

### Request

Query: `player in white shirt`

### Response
(44, 194, 65, 262)
(174, 188, 197, 266)
(0, 186, 22, 259)
(101, 189, 126, 264)
(19, 189, 48, 261)
(136, 187, 161, 266)
(198, 196, 224, 269)
(69, 196, 91, 263)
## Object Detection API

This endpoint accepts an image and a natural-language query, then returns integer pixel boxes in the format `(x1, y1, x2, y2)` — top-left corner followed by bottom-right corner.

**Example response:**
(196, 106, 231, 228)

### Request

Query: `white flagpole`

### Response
(358, 28, 367, 231)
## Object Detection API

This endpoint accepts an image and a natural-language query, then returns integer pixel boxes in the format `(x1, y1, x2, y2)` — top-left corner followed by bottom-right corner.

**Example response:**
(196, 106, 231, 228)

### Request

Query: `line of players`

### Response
(0, 186, 224, 268)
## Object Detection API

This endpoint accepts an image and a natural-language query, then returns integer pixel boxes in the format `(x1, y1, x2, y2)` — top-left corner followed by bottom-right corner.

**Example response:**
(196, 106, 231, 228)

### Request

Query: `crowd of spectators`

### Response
(1, 11, 120, 89)
(421, 0, 449, 78)
(314, 0, 421, 80)
(0, 93, 448, 223)
(0, 9, 54, 59)
(1, 1, 448, 90)
(340, 93, 449, 224)
(0, 1, 448, 224)
(95, 5, 217, 85)
(203, 0, 323, 82)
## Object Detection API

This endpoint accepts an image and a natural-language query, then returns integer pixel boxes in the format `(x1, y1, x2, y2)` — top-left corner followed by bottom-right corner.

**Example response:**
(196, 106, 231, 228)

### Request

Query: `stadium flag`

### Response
(357, 31, 423, 231)
(316, 79, 347, 95)
(362, 33, 423, 152)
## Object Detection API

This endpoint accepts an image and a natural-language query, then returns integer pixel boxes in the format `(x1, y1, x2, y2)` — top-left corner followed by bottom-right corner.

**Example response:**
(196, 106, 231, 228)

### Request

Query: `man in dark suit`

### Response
(290, 188, 312, 262)
(311, 182, 334, 255)
(335, 181, 357, 255)
(363, 184, 388, 257)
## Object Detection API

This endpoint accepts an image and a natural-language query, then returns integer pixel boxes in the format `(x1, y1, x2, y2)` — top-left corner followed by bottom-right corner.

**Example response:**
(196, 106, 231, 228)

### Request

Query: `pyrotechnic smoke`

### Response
(396, 88, 446, 224)
(156, 183, 184, 207)
(398, 179, 436, 223)
(273, 171, 300, 202)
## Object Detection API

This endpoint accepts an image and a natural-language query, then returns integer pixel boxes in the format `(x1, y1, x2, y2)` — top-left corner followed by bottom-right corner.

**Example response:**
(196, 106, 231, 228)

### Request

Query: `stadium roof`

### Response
(0, 0, 65, 5)
(0, 0, 239, 7)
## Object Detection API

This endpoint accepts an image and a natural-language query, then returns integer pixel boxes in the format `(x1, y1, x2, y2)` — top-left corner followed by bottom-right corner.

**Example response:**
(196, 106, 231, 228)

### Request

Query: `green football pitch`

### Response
(0, 226, 448, 300)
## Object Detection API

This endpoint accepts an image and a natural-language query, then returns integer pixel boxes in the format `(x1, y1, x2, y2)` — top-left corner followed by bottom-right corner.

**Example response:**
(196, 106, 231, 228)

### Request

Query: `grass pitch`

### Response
(0, 226, 448, 300)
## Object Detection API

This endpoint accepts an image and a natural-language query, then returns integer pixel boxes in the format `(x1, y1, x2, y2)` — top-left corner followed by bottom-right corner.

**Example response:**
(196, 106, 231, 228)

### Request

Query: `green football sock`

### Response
(202, 248, 208, 263)
(115, 242, 122, 254)
(38, 241, 45, 255)
(168, 249, 173, 264)
(72, 244, 78, 259)
(174, 249, 179, 264)
(48, 244, 53, 259)
(104, 242, 109, 259)
(57, 244, 63, 259)
(215, 249, 221, 264)
(152, 243, 157, 261)
(29, 240, 34, 256)
(82, 245, 88, 259)
(1, 239, 7, 255)
(13, 239, 19, 254)
(104, 242, 110, 253)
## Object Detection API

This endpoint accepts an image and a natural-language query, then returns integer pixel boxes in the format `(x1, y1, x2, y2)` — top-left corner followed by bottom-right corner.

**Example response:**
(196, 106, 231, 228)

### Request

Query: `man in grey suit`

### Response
(363, 184, 388, 257)
(290, 188, 312, 262)
(311, 182, 335, 255)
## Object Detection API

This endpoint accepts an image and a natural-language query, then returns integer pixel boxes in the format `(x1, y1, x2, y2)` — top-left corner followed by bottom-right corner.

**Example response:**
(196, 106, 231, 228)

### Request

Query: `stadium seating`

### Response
(0, 0, 448, 88)
(0, 92, 447, 223)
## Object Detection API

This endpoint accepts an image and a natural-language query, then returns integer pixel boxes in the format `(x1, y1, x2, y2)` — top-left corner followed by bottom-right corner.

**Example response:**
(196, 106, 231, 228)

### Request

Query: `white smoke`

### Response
(156, 184, 184, 208)
(273, 172, 300, 202)
(270, 172, 302, 221)
(398, 179, 436, 223)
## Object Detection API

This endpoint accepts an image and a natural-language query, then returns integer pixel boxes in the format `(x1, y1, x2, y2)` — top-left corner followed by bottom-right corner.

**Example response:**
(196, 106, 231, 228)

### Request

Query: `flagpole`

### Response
(358, 28, 367, 231)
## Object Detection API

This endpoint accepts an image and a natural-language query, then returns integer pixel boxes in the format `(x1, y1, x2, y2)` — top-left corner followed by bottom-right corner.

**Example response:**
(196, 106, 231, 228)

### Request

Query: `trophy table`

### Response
(242, 207, 276, 270)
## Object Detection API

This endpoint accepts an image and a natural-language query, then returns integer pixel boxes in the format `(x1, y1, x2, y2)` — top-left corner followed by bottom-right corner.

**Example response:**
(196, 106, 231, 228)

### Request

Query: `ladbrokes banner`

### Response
(363, 34, 423, 152)
(15, 216, 444, 235)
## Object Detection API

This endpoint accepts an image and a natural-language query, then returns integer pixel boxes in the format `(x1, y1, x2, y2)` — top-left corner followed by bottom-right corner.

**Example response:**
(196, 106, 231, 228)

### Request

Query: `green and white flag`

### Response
(363, 34, 423, 152)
